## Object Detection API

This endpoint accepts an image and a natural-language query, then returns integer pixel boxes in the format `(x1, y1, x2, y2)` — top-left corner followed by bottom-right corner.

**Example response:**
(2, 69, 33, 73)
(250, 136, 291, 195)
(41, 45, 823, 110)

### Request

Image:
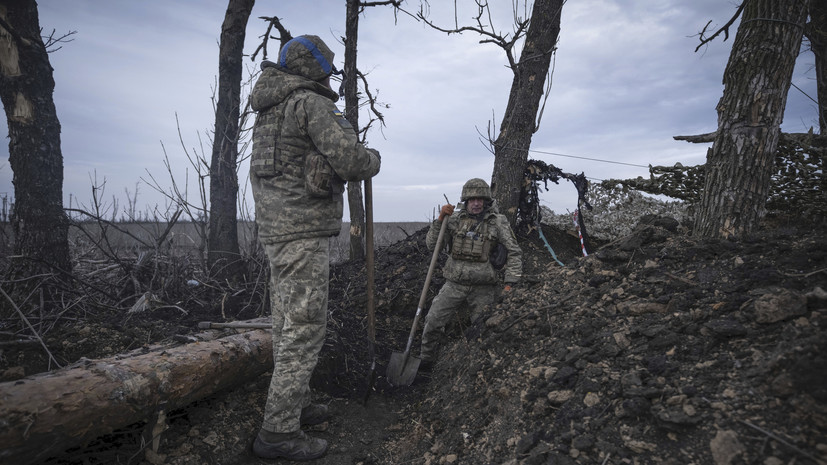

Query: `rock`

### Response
(752, 289, 807, 323)
(652, 405, 702, 430)
(806, 286, 827, 309)
(709, 429, 744, 465)
(547, 390, 574, 405)
(583, 392, 600, 407)
(623, 438, 657, 453)
(572, 434, 595, 450)
(618, 300, 668, 315)
(516, 430, 541, 456)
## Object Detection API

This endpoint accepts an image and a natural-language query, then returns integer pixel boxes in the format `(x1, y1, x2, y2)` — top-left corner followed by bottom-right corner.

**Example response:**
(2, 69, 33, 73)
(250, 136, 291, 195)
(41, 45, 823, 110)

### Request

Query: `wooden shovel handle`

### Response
(365, 178, 375, 345)
(403, 210, 451, 354)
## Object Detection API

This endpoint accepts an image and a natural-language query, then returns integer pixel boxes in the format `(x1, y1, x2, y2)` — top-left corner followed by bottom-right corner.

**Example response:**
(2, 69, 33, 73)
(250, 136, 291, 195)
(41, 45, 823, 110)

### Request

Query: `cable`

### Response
(528, 148, 650, 168)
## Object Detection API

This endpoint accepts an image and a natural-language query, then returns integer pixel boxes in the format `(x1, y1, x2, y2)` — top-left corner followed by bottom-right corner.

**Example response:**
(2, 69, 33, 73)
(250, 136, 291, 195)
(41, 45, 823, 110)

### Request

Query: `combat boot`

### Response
(300, 403, 330, 426)
(253, 429, 328, 461)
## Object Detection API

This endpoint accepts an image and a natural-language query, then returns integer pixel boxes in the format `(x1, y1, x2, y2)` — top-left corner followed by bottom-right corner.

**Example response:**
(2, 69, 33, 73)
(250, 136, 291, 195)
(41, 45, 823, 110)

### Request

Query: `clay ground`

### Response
(2, 216, 826, 465)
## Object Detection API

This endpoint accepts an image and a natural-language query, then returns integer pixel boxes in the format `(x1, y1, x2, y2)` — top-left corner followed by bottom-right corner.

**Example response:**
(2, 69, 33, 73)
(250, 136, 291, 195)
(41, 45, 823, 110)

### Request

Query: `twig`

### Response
(738, 420, 820, 463)
(0, 285, 62, 369)
(779, 267, 827, 278)
(694, 2, 746, 52)
(664, 272, 697, 286)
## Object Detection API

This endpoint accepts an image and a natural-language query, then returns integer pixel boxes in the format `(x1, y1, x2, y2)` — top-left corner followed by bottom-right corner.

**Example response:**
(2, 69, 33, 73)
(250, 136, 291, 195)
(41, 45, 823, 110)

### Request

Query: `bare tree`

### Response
(694, 0, 810, 239)
(0, 0, 71, 276)
(208, 0, 255, 283)
(419, 0, 564, 226)
(341, 0, 399, 260)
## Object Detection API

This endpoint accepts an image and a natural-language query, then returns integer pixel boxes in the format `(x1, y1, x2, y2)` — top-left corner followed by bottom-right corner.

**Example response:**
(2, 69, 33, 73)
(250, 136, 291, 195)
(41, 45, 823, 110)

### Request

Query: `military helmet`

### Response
(461, 178, 492, 201)
(278, 35, 335, 82)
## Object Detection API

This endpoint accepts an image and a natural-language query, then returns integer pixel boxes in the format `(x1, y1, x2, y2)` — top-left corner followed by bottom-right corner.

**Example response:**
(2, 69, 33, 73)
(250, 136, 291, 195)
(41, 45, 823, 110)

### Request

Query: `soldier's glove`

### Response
(438, 204, 455, 221)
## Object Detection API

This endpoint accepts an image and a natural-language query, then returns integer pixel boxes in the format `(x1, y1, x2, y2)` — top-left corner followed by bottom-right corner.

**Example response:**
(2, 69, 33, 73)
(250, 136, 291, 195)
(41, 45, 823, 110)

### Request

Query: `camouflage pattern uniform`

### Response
(250, 35, 380, 434)
(419, 180, 522, 363)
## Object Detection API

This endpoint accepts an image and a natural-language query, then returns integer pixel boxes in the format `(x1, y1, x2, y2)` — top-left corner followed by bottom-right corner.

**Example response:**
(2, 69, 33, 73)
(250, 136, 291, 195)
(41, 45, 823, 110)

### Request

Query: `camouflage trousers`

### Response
(261, 236, 329, 433)
(419, 280, 498, 363)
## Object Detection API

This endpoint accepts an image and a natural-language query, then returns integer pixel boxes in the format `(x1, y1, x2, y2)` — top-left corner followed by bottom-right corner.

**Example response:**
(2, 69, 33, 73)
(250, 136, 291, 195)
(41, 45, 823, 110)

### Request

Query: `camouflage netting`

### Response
(526, 133, 824, 242)
(600, 133, 826, 220)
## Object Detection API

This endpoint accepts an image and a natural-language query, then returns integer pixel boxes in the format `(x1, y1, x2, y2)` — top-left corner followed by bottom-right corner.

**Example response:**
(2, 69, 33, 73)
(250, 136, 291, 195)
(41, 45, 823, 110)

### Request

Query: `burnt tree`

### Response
(208, 0, 254, 282)
(344, 0, 366, 261)
(0, 0, 71, 275)
(341, 0, 397, 261)
(419, 0, 563, 226)
(491, 0, 563, 225)
(694, 0, 810, 239)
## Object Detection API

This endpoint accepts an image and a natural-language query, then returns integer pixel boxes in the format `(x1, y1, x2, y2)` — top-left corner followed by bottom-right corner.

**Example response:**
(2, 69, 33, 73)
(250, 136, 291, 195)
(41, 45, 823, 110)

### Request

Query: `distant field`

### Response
(0, 221, 430, 263)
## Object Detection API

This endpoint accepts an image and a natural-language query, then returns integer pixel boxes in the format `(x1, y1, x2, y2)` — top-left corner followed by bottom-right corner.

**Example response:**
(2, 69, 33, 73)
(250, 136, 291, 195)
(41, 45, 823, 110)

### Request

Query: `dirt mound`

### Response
(375, 217, 827, 465)
(6, 216, 827, 464)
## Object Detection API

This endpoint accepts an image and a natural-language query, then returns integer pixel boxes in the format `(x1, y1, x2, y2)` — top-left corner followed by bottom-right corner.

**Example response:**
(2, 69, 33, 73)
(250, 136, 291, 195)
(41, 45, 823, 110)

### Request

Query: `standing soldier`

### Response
(249, 34, 381, 461)
(419, 178, 522, 369)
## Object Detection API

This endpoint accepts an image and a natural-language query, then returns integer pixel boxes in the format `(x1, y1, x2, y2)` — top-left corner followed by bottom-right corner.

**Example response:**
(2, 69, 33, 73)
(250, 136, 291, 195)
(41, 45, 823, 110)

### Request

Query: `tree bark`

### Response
(491, 0, 563, 226)
(208, 0, 254, 281)
(805, 0, 827, 134)
(694, 0, 809, 239)
(0, 329, 273, 465)
(0, 0, 71, 275)
(344, 0, 366, 261)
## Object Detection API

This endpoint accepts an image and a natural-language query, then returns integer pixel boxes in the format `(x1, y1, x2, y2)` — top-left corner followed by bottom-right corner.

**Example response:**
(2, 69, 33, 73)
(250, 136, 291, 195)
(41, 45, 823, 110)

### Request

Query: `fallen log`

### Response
(0, 328, 273, 465)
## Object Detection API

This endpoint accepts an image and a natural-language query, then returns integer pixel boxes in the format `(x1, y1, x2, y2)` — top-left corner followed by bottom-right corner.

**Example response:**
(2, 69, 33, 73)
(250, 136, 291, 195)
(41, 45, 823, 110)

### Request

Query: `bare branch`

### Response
(673, 132, 717, 143)
(358, 0, 402, 7)
(694, 2, 746, 52)
(356, 69, 387, 127)
(250, 16, 292, 62)
(416, 0, 529, 73)
(40, 28, 76, 53)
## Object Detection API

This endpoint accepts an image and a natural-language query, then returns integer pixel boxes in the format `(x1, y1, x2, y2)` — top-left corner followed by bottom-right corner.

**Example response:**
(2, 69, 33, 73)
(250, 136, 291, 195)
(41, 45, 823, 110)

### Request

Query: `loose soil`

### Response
(2, 215, 826, 465)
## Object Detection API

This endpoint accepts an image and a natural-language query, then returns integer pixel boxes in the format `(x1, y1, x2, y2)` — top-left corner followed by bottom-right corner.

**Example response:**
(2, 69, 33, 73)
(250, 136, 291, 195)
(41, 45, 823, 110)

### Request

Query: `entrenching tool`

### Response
(197, 321, 270, 330)
(387, 199, 452, 386)
(363, 178, 378, 403)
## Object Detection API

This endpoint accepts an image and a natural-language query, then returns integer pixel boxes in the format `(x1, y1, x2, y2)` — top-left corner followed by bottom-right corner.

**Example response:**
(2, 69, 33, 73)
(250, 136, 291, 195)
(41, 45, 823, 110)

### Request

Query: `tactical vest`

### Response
(250, 100, 304, 179)
(251, 94, 344, 198)
(451, 216, 495, 262)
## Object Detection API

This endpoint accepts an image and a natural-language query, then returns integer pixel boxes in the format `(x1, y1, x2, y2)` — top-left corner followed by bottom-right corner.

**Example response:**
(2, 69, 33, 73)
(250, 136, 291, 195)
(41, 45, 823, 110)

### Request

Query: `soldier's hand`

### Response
(438, 204, 455, 221)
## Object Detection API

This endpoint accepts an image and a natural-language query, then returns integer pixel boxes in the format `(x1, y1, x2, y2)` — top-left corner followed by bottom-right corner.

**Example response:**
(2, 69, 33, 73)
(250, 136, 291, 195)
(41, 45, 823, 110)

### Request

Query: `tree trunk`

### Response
(208, 0, 254, 281)
(0, 0, 71, 275)
(0, 329, 273, 465)
(806, 0, 826, 134)
(344, 0, 366, 261)
(694, 0, 809, 239)
(491, 0, 563, 226)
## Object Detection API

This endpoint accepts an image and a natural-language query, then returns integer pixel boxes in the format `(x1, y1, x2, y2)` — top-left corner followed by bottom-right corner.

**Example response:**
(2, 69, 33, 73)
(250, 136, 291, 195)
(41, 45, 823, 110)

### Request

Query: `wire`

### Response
(527, 148, 651, 168)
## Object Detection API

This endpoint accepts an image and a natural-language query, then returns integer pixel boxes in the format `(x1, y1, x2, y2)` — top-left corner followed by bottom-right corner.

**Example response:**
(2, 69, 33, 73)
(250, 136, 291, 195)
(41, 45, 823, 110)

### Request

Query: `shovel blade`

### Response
(387, 351, 421, 386)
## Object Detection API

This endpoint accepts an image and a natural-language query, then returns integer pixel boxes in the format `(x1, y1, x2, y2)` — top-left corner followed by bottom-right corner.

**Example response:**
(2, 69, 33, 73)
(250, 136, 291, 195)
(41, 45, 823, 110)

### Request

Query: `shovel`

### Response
(387, 203, 451, 386)
(363, 178, 378, 403)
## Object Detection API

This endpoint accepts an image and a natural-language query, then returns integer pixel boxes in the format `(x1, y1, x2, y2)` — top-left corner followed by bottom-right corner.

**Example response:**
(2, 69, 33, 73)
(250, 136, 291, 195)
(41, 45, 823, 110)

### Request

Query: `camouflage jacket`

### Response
(426, 202, 522, 285)
(250, 61, 380, 244)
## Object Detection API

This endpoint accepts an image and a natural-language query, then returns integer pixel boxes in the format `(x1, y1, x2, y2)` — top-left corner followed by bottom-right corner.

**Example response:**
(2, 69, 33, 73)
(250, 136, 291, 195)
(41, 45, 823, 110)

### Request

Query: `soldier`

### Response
(418, 178, 522, 370)
(249, 35, 380, 461)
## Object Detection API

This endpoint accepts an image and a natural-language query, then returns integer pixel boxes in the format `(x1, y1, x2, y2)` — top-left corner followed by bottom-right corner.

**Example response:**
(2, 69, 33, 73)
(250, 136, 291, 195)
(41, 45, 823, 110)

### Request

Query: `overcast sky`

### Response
(0, 0, 819, 222)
